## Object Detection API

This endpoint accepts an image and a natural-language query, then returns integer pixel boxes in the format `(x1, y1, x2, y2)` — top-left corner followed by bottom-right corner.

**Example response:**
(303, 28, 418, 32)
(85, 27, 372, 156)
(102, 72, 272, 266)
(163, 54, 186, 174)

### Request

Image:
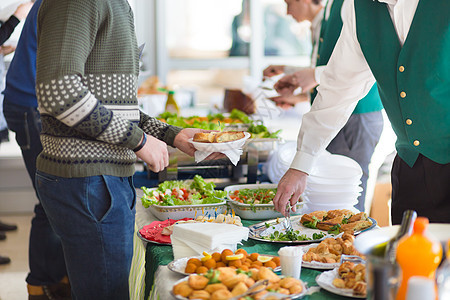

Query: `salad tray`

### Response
(248, 215, 377, 244)
(225, 183, 304, 220)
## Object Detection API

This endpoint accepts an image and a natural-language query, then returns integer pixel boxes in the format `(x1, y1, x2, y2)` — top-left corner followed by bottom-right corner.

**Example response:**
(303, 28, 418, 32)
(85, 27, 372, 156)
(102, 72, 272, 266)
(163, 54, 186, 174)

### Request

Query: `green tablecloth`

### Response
(143, 220, 350, 300)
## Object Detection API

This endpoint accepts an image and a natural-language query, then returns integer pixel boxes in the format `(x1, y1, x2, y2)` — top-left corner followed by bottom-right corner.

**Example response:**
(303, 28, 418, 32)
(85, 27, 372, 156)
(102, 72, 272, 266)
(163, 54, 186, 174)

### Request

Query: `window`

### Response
(133, 0, 312, 105)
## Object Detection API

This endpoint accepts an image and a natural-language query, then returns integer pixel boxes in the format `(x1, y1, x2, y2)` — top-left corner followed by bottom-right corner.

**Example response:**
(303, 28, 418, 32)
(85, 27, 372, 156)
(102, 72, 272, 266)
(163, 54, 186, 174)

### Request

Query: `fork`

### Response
(284, 203, 293, 232)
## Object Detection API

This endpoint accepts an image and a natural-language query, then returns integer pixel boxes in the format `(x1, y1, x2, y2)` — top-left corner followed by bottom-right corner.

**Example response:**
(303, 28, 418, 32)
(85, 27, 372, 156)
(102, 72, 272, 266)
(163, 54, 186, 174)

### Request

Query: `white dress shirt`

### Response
(290, 0, 420, 174)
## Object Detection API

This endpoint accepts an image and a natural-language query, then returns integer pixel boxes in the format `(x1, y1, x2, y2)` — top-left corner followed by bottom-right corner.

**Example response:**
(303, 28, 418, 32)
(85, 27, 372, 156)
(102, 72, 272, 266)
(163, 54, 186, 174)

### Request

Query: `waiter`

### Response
(273, 0, 450, 224)
(265, 0, 384, 212)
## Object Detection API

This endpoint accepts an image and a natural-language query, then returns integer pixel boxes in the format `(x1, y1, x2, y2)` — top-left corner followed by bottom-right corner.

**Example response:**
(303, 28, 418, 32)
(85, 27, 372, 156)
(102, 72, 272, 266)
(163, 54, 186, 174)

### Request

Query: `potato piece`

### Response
(173, 281, 193, 298)
(205, 283, 228, 294)
(231, 282, 248, 297)
(189, 290, 210, 300)
(210, 289, 233, 300)
(188, 274, 209, 290)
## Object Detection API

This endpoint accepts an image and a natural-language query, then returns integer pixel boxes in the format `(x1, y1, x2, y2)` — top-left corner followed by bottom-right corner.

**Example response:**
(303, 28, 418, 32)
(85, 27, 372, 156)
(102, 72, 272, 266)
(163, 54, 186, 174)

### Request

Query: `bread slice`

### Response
(214, 131, 245, 143)
(193, 131, 245, 143)
(193, 132, 217, 143)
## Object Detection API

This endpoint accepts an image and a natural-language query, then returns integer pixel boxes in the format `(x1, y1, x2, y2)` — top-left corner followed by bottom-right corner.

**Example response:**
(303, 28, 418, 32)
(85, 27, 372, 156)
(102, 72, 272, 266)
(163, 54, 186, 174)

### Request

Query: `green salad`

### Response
(141, 175, 227, 207)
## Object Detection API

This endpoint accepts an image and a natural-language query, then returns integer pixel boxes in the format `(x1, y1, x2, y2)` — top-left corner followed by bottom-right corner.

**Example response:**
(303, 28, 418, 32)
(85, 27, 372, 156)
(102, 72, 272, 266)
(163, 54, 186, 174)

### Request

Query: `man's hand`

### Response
(173, 128, 225, 160)
(135, 134, 169, 173)
(273, 168, 308, 215)
(14, 2, 33, 21)
(263, 65, 285, 77)
(269, 94, 309, 110)
(291, 68, 318, 91)
(274, 68, 318, 96)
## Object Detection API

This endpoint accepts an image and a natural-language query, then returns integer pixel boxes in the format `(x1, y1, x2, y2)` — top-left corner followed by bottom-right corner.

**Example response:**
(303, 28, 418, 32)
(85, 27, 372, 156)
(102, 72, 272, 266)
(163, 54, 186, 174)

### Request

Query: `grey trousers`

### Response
(326, 110, 384, 212)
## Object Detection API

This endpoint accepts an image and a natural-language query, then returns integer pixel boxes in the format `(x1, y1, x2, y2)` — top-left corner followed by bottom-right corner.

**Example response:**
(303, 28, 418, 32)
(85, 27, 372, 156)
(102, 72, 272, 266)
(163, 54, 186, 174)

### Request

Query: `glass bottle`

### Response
(165, 90, 180, 115)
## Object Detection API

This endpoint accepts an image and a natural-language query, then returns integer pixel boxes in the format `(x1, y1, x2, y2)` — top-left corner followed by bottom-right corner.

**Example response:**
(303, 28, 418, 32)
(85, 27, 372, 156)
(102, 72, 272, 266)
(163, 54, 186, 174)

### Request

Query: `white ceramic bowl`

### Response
(147, 202, 227, 221)
(224, 183, 304, 220)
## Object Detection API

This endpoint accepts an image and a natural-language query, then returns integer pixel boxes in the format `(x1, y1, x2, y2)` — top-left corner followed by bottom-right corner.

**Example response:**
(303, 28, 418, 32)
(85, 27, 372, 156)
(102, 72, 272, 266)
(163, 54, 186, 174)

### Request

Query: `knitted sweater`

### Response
(36, 0, 181, 178)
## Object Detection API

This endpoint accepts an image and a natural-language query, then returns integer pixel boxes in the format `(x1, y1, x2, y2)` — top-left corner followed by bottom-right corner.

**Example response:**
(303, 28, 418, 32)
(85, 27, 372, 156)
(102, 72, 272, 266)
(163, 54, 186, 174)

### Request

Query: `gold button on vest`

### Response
(413, 140, 420, 146)
(399, 66, 405, 72)
(406, 119, 412, 125)
(400, 91, 406, 98)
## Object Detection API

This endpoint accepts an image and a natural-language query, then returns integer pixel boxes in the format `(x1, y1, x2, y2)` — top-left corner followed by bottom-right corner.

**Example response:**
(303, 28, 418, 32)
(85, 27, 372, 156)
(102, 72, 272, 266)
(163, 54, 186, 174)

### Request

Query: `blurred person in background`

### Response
(273, 0, 450, 224)
(264, 0, 384, 212)
(0, 0, 33, 266)
(3, 1, 72, 299)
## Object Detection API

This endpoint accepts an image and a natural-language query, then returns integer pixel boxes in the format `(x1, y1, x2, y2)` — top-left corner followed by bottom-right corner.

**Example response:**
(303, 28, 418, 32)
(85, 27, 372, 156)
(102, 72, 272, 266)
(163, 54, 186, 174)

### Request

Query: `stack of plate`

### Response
(266, 141, 297, 184)
(303, 152, 362, 213)
(265, 144, 363, 213)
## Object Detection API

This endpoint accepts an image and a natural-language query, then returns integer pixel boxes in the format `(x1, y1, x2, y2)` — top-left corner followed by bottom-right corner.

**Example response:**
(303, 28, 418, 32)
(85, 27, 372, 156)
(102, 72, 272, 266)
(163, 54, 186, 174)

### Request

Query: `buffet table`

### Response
(134, 196, 355, 300)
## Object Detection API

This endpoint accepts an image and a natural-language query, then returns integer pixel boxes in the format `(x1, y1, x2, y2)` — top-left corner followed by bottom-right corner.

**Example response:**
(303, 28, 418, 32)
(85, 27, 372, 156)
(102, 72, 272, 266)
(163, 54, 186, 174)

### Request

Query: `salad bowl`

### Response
(141, 175, 228, 221)
(224, 184, 304, 220)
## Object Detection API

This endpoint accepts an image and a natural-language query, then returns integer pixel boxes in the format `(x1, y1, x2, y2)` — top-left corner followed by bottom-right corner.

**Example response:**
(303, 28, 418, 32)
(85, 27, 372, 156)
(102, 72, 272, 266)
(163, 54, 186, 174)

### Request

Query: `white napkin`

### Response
(190, 132, 251, 166)
(194, 148, 243, 166)
(171, 223, 249, 259)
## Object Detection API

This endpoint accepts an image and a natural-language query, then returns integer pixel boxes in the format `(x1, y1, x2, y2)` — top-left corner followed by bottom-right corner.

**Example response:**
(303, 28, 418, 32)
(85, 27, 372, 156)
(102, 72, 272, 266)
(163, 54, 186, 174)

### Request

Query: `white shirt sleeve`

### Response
(290, 0, 377, 174)
(314, 65, 326, 84)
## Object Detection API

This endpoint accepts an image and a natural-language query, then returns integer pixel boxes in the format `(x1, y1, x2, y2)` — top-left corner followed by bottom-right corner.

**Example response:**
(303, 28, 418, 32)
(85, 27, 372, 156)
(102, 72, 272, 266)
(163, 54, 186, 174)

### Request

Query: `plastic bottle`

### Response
(395, 217, 443, 300)
(437, 240, 450, 300)
(165, 90, 180, 114)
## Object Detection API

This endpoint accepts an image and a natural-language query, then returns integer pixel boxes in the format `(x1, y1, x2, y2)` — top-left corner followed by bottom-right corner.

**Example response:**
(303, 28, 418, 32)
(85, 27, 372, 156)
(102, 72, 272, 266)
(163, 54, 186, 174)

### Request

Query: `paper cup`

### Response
(278, 246, 303, 279)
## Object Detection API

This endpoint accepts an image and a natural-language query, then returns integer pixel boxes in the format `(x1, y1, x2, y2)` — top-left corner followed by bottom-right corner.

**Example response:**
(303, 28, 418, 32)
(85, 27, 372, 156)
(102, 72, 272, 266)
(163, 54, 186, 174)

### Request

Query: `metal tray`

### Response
(248, 215, 377, 244)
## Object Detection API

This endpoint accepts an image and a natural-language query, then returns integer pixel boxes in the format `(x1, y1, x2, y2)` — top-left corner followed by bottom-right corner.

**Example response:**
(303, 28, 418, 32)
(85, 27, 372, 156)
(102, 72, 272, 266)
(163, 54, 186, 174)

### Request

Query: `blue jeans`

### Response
(326, 111, 384, 212)
(3, 100, 67, 286)
(35, 172, 136, 300)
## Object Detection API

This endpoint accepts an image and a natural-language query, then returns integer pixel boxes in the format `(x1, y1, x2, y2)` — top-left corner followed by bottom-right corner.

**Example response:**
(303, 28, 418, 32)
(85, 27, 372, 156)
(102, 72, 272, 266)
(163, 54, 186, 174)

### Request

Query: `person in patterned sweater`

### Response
(34, 1, 218, 299)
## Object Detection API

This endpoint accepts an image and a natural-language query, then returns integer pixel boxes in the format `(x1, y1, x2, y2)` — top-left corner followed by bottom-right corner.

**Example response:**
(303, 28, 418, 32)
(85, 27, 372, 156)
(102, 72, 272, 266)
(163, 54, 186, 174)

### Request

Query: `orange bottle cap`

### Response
(413, 217, 429, 234)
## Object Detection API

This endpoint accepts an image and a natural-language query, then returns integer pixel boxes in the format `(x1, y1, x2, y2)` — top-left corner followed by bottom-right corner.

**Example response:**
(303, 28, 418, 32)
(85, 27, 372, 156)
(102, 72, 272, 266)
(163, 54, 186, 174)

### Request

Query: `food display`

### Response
(193, 131, 245, 143)
(332, 262, 367, 297)
(179, 249, 281, 275)
(302, 233, 365, 269)
(158, 109, 281, 139)
(300, 210, 374, 235)
(140, 175, 228, 220)
(224, 184, 304, 220)
(141, 175, 226, 207)
(172, 267, 305, 300)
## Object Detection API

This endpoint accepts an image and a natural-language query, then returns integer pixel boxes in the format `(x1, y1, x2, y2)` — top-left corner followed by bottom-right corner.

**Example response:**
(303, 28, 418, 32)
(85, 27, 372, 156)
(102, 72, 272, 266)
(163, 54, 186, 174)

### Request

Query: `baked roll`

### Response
(193, 131, 245, 143)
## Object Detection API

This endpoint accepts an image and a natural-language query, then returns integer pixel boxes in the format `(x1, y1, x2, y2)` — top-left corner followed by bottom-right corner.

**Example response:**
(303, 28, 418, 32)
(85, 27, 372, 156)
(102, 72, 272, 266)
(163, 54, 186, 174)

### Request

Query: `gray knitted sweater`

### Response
(36, 0, 181, 178)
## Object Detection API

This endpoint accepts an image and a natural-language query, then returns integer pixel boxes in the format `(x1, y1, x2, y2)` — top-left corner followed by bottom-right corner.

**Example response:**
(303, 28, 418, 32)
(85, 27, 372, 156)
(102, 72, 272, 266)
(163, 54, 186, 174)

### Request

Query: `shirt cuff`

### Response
(289, 151, 317, 175)
(314, 66, 326, 85)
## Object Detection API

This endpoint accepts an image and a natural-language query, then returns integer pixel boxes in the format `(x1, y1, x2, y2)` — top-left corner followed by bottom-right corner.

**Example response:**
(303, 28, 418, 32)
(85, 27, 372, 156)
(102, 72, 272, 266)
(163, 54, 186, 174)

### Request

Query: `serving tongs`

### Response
(284, 203, 294, 233)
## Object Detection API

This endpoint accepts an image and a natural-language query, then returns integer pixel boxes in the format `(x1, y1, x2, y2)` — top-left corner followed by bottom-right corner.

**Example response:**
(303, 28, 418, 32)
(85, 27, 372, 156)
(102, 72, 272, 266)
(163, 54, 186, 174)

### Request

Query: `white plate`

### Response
(167, 254, 281, 276)
(302, 191, 361, 204)
(188, 132, 251, 152)
(301, 202, 359, 214)
(305, 185, 363, 195)
(300, 244, 340, 270)
(224, 183, 304, 220)
(316, 268, 366, 298)
(310, 154, 362, 179)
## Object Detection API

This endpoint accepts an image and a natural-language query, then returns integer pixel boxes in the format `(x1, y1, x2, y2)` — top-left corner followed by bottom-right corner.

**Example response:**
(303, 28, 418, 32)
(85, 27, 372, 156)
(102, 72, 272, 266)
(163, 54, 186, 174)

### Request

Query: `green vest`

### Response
(355, 0, 450, 167)
(312, 0, 383, 115)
